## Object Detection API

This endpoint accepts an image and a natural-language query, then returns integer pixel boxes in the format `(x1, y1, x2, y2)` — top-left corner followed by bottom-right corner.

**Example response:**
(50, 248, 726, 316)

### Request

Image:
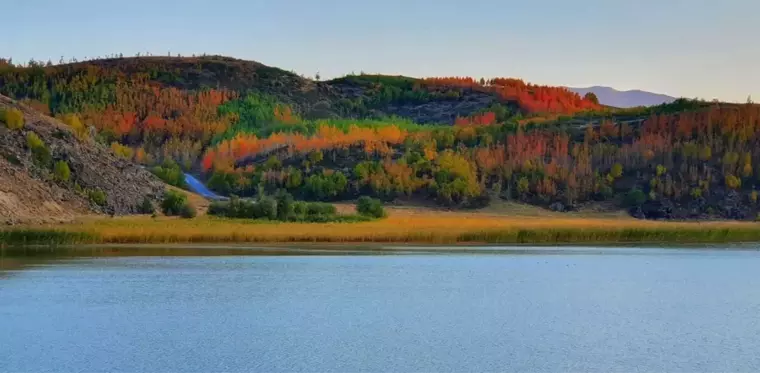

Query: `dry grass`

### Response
(8, 206, 758, 245)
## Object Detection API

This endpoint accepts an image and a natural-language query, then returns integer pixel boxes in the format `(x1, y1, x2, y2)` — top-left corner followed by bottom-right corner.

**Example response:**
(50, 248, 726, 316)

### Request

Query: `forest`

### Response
(1, 55, 758, 220)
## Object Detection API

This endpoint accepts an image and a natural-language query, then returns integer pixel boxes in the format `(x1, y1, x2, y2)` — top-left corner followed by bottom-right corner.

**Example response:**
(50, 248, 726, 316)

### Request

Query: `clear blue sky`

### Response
(3, 0, 757, 102)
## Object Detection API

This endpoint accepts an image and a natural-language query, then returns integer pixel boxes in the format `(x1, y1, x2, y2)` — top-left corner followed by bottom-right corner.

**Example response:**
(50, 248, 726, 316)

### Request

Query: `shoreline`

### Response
(4, 212, 760, 248)
(3, 242, 760, 260)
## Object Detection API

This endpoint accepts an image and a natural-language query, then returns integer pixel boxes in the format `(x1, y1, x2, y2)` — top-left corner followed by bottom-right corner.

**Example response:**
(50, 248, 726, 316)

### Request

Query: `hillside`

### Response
(2, 56, 760, 221)
(568, 86, 677, 108)
(0, 94, 164, 224)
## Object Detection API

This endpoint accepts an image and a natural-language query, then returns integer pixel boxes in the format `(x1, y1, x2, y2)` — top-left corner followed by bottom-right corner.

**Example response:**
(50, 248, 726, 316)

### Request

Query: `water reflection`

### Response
(3, 243, 759, 278)
(0, 245, 398, 275)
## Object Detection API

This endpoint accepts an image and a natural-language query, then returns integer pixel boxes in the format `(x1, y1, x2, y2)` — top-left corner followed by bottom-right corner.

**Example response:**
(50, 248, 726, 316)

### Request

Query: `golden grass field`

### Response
(8, 202, 760, 245)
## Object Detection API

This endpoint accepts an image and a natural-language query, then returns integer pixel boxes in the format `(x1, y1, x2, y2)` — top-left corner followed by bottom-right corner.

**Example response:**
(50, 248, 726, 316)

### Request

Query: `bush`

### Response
(208, 196, 341, 222)
(207, 171, 239, 195)
(26, 132, 51, 167)
(725, 174, 742, 189)
(161, 190, 193, 217)
(53, 161, 71, 182)
(356, 196, 386, 218)
(306, 202, 337, 216)
(151, 161, 188, 188)
(137, 196, 155, 214)
(275, 190, 295, 220)
(258, 196, 278, 220)
(110, 142, 134, 160)
(624, 188, 647, 207)
(292, 201, 308, 217)
(179, 203, 197, 219)
(59, 113, 87, 140)
(88, 188, 107, 206)
(0, 108, 24, 130)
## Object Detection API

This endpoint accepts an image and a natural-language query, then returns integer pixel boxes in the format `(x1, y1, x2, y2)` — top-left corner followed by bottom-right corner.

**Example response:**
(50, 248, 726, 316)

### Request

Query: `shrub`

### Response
(624, 188, 647, 207)
(357, 196, 386, 218)
(26, 131, 44, 149)
(656, 164, 667, 177)
(610, 163, 623, 179)
(306, 202, 337, 216)
(258, 196, 278, 220)
(26, 132, 51, 167)
(293, 201, 308, 217)
(161, 190, 191, 217)
(275, 190, 295, 221)
(1, 150, 20, 166)
(151, 161, 188, 188)
(208, 197, 341, 222)
(74, 182, 85, 196)
(138, 196, 155, 214)
(110, 142, 134, 160)
(179, 203, 197, 219)
(53, 161, 71, 182)
(88, 189, 107, 206)
(725, 174, 741, 189)
(690, 187, 703, 199)
(59, 113, 87, 140)
(0, 108, 24, 130)
(207, 171, 239, 195)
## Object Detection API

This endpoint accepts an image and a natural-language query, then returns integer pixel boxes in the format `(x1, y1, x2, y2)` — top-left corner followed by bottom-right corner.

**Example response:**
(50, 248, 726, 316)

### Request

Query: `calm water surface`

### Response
(2, 246, 760, 372)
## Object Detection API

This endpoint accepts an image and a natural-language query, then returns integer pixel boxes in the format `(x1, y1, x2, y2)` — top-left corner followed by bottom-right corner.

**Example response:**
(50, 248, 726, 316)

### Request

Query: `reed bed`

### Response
(4, 209, 760, 246)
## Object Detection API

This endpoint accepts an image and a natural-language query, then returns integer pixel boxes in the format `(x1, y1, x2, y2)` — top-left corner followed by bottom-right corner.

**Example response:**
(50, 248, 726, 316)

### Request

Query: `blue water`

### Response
(183, 173, 222, 199)
(2, 247, 760, 372)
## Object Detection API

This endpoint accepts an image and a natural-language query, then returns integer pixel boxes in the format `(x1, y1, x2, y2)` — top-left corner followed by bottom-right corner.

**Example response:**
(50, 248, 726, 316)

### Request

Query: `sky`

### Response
(3, 0, 758, 102)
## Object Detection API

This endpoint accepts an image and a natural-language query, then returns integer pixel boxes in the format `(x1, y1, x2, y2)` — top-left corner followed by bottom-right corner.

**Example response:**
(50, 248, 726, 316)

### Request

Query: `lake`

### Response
(2, 246, 760, 372)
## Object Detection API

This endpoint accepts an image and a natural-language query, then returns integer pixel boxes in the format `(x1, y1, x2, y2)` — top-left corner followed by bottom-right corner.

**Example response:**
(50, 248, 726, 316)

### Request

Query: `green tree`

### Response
(60, 113, 87, 140)
(517, 176, 530, 196)
(26, 132, 51, 167)
(725, 174, 742, 189)
(53, 161, 71, 182)
(207, 171, 239, 195)
(356, 196, 386, 218)
(258, 196, 278, 220)
(275, 190, 295, 221)
(151, 161, 188, 189)
(610, 163, 623, 179)
(88, 189, 107, 206)
(162, 190, 194, 218)
(583, 92, 599, 105)
(0, 108, 24, 130)
(624, 188, 647, 207)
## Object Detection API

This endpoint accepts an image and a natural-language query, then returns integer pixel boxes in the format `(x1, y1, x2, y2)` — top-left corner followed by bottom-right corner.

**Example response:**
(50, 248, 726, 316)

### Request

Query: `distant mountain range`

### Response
(568, 86, 676, 108)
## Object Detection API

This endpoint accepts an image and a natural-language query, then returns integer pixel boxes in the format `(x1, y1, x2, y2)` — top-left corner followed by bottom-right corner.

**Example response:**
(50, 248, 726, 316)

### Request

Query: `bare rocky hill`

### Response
(0, 95, 164, 224)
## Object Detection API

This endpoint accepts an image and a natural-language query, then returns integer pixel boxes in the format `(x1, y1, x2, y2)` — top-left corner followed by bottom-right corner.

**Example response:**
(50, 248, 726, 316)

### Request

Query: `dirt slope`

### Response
(0, 95, 164, 224)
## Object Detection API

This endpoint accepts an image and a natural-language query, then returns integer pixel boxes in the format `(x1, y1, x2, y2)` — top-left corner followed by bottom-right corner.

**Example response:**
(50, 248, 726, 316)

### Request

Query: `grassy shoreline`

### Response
(3, 210, 760, 247)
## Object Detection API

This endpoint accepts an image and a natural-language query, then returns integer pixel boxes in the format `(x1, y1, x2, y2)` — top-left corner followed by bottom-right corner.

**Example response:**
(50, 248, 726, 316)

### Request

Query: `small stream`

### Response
(183, 173, 223, 199)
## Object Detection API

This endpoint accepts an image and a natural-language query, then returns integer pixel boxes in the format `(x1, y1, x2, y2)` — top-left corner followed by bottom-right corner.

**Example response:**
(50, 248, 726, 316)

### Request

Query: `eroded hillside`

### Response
(0, 95, 164, 224)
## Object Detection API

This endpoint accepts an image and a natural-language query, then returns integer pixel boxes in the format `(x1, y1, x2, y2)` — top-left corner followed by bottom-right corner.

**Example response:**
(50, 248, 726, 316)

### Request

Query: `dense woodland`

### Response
(1, 55, 758, 220)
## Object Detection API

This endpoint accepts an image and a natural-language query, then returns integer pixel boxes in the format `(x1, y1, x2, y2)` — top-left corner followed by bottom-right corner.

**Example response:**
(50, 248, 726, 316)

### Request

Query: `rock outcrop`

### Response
(0, 95, 164, 224)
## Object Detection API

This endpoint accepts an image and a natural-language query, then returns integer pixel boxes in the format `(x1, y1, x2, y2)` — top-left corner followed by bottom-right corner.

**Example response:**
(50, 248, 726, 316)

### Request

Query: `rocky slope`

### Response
(0, 95, 164, 224)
